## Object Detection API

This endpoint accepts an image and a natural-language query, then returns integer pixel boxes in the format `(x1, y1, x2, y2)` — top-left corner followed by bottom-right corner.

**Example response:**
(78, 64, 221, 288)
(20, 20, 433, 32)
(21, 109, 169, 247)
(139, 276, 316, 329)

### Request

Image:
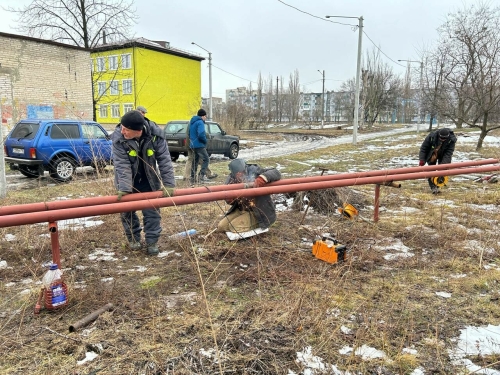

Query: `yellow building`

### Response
(91, 38, 204, 126)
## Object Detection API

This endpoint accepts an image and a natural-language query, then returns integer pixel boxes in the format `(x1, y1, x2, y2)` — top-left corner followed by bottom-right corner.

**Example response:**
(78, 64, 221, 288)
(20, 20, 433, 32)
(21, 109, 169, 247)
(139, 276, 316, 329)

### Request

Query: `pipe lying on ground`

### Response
(0, 164, 498, 228)
(69, 303, 114, 332)
(0, 159, 497, 216)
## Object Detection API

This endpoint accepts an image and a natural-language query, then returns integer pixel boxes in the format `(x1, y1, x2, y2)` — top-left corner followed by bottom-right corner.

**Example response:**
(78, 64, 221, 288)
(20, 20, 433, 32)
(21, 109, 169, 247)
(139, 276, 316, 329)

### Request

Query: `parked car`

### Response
(164, 120, 239, 161)
(4, 119, 113, 182)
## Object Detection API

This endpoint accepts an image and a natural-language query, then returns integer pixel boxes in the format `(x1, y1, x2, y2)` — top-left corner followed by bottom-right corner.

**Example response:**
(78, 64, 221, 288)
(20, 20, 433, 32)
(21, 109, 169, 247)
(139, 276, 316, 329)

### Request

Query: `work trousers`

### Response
(217, 208, 259, 233)
(190, 147, 210, 180)
(120, 189, 162, 244)
(184, 149, 213, 180)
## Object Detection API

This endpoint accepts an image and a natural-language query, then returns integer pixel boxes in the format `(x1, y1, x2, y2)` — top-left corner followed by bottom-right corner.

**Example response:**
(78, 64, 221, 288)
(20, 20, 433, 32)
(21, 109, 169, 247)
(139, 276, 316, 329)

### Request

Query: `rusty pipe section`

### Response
(0, 164, 498, 229)
(0, 159, 497, 216)
(69, 303, 114, 332)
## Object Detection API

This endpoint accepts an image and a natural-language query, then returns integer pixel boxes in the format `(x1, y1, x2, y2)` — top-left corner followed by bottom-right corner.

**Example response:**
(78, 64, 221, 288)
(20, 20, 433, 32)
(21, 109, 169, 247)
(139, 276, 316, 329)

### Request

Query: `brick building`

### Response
(0, 32, 93, 132)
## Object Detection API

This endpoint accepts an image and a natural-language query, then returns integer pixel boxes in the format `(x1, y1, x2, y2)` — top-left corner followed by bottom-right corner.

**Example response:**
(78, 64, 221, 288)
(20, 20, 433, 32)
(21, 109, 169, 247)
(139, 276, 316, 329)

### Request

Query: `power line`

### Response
(363, 31, 406, 68)
(277, 0, 356, 27)
(276, 0, 409, 69)
(211, 64, 257, 84)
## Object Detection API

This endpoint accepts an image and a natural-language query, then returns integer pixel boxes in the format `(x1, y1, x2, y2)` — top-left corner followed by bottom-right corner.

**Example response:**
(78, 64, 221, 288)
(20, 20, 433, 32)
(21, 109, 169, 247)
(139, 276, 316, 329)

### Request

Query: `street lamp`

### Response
(191, 42, 213, 120)
(326, 15, 363, 145)
(317, 69, 325, 128)
(398, 59, 423, 134)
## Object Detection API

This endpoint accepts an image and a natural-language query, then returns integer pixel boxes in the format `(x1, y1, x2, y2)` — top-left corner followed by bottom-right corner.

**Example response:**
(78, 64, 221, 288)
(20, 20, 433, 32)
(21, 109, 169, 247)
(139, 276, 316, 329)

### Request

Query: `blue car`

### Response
(4, 119, 113, 182)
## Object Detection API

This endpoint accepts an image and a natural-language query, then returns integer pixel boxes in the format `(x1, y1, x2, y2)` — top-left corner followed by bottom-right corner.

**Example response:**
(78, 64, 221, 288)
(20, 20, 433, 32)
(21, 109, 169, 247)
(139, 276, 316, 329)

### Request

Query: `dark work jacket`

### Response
(111, 120, 175, 193)
(419, 130, 457, 165)
(225, 164, 281, 229)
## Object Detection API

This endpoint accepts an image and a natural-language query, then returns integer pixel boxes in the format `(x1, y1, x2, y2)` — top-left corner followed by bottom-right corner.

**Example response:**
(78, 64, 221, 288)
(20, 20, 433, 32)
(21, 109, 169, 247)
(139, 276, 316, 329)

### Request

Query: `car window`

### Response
(10, 123, 40, 139)
(82, 124, 107, 139)
(165, 122, 187, 133)
(51, 124, 80, 139)
(209, 124, 222, 135)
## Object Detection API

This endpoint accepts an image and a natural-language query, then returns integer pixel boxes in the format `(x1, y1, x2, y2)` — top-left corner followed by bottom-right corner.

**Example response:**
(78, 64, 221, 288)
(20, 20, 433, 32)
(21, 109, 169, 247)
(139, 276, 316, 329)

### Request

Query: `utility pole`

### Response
(398, 59, 423, 133)
(318, 70, 325, 128)
(191, 42, 213, 120)
(276, 76, 279, 123)
(325, 15, 363, 144)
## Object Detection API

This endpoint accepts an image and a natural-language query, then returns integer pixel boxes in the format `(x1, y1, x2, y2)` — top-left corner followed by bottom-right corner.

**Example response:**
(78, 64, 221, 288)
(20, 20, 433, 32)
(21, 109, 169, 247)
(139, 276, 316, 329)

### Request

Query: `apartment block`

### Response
(91, 38, 204, 125)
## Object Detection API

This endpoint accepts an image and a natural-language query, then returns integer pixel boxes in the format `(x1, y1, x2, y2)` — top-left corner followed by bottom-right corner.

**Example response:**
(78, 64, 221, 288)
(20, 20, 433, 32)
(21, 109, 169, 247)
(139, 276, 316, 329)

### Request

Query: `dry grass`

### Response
(1, 125, 500, 374)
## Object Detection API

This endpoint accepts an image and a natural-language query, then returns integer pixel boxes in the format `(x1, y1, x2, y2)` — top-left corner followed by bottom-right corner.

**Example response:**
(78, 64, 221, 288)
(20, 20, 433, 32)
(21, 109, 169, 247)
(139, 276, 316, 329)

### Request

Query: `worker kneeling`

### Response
(217, 159, 281, 237)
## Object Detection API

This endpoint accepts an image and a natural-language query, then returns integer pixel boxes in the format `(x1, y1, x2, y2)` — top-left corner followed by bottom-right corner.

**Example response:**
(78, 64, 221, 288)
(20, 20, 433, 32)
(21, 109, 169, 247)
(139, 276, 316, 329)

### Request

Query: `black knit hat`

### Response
(197, 108, 207, 117)
(121, 110, 144, 131)
(439, 128, 450, 138)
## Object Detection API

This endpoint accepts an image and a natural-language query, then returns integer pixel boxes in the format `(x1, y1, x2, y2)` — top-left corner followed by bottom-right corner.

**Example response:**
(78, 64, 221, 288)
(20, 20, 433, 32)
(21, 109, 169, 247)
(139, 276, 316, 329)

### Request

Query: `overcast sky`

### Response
(0, 0, 488, 100)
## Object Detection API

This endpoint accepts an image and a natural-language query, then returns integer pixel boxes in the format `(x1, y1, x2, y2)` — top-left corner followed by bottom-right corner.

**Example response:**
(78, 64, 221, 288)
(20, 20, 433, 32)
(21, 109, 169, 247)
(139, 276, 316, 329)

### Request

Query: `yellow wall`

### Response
(91, 46, 201, 126)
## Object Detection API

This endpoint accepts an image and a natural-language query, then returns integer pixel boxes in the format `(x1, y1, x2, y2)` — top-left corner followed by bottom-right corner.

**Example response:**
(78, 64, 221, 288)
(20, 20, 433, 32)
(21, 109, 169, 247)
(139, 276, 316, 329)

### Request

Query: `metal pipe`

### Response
(1, 159, 497, 216)
(374, 185, 380, 222)
(69, 303, 114, 332)
(0, 164, 498, 228)
(49, 222, 61, 268)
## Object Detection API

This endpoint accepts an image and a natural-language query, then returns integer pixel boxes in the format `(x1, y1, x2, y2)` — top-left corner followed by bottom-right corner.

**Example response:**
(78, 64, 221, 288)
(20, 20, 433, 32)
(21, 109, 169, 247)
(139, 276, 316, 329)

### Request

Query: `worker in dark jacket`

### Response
(418, 127, 457, 194)
(217, 159, 281, 235)
(112, 110, 175, 255)
(189, 109, 210, 184)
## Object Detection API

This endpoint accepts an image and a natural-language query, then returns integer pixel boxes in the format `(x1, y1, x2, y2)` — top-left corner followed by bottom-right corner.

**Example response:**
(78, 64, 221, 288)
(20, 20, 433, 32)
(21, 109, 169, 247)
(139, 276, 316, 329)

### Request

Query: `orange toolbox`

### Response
(312, 236, 348, 264)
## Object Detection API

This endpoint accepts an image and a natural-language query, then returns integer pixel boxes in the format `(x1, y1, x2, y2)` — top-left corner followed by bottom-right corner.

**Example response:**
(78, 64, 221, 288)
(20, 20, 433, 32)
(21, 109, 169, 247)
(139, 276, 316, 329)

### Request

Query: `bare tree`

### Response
(6, 0, 138, 48)
(433, 2, 500, 148)
(288, 70, 301, 122)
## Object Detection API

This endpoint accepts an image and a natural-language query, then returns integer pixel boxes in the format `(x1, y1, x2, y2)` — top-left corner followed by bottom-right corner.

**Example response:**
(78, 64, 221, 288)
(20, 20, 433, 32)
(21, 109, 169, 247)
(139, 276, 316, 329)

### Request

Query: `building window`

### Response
(122, 79, 132, 94)
(123, 103, 133, 113)
(121, 54, 131, 69)
(99, 105, 108, 118)
(110, 80, 119, 95)
(109, 55, 118, 70)
(111, 104, 120, 118)
(96, 57, 106, 72)
(98, 82, 107, 96)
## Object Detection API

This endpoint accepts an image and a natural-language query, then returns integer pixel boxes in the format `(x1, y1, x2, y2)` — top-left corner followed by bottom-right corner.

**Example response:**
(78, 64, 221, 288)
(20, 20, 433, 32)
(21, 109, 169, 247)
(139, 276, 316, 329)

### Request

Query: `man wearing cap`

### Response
(136, 106, 154, 126)
(111, 110, 175, 255)
(189, 109, 210, 183)
(217, 158, 281, 234)
(418, 127, 457, 194)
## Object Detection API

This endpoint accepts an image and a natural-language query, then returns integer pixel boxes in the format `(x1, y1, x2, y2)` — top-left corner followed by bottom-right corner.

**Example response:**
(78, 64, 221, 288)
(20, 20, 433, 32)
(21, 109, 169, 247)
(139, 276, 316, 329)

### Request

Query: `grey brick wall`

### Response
(0, 34, 93, 132)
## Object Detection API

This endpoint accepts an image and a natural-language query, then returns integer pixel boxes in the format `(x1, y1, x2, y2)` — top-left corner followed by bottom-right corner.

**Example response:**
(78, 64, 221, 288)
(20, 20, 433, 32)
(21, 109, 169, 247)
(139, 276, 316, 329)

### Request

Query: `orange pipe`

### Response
(0, 159, 497, 216)
(0, 164, 498, 228)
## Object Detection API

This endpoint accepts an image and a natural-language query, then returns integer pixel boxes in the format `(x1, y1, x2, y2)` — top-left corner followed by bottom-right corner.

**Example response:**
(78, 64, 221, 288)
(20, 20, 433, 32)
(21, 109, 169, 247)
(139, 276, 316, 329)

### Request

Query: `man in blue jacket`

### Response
(189, 109, 210, 184)
(112, 110, 175, 255)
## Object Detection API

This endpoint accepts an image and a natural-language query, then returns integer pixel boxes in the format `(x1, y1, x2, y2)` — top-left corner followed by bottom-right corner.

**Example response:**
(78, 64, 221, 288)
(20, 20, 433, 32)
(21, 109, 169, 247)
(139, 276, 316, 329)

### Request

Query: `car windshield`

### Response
(165, 122, 187, 134)
(11, 123, 40, 140)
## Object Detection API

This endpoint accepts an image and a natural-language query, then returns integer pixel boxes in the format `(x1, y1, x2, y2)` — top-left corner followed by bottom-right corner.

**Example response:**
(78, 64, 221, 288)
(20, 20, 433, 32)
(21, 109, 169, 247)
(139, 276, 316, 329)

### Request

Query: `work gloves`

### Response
(117, 191, 130, 201)
(253, 175, 268, 188)
(419, 160, 425, 166)
(162, 186, 175, 197)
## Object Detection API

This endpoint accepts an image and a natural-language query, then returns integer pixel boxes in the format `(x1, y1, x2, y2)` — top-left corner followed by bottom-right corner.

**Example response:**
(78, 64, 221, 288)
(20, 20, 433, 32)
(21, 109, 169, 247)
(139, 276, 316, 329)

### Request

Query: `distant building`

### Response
(0, 31, 93, 130)
(91, 37, 204, 125)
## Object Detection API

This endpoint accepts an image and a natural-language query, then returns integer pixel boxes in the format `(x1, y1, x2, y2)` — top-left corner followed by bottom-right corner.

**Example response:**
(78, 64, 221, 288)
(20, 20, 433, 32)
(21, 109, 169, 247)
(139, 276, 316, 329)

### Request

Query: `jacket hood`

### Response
(189, 116, 204, 125)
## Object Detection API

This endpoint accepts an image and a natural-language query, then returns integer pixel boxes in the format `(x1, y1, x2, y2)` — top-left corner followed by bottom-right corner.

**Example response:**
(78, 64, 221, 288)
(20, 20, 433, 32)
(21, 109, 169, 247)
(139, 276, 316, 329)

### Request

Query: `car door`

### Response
(81, 123, 112, 164)
(208, 123, 225, 153)
(205, 123, 216, 153)
(43, 123, 83, 164)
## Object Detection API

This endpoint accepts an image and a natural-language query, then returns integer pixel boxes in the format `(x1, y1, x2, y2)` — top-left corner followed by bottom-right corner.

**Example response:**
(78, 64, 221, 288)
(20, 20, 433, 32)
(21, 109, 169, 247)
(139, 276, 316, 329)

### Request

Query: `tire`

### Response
(18, 164, 41, 178)
(49, 157, 76, 182)
(170, 152, 179, 162)
(227, 143, 239, 159)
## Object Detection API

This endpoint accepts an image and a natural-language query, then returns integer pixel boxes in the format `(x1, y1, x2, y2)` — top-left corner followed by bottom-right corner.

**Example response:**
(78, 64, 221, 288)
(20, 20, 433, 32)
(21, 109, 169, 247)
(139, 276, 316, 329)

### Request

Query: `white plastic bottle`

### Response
(169, 229, 197, 239)
(42, 263, 67, 307)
